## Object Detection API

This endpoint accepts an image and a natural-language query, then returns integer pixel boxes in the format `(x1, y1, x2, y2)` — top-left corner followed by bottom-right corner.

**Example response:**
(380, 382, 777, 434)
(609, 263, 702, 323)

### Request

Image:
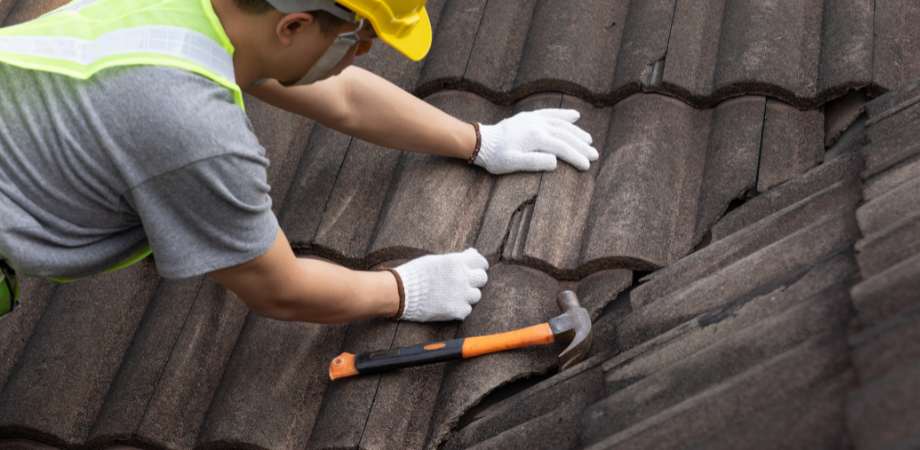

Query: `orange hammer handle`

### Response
(461, 323, 555, 358)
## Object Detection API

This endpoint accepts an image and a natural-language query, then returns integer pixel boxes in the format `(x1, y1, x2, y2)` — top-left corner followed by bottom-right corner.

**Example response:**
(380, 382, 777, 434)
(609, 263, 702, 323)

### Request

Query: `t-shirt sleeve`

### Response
(125, 153, 279, 279)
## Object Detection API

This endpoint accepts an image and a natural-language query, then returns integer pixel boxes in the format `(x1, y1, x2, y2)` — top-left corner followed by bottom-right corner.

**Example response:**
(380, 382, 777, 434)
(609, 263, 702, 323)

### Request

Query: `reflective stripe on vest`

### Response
(0, 0, 245, 283)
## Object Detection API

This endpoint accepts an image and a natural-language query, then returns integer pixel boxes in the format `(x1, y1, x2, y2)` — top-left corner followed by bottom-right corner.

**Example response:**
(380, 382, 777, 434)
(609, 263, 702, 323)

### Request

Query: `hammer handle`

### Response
(329, 323, 555, 380)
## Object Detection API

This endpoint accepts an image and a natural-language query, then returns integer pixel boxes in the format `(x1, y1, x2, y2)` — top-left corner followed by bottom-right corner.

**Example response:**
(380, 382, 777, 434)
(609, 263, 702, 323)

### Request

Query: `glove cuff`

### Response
(393, 263, 429, 321)
(473, 123, 502, 170)
(467, 122, 482, 165)
(384, 268, 406, 320)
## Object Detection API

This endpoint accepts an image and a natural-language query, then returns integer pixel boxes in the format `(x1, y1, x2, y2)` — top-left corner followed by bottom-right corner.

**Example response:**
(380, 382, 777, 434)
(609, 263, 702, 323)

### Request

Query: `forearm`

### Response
(248, 67, 477, 160)
(209, 229, 400, 324)
(270, 257, 400, 324)
(335, 67, 477, 159)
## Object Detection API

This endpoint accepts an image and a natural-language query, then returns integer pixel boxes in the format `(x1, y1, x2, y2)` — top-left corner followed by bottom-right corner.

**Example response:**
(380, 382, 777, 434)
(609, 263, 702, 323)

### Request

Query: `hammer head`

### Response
(547, 290, 592, 370)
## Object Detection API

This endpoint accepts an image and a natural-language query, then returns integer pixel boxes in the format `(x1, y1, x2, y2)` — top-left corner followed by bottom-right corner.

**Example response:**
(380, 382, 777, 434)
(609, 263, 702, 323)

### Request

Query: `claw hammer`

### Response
(329, 290, 592, 380)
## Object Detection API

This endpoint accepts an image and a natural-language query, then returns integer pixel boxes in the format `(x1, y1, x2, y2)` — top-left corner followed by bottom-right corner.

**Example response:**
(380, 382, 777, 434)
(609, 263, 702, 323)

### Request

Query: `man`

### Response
(0, 0, 598, 323)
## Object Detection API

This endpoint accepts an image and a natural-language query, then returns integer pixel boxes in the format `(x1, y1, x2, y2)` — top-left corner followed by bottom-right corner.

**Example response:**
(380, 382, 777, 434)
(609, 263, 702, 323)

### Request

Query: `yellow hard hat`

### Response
(336, 0, 431, 61)
(267, 0, 432, 61)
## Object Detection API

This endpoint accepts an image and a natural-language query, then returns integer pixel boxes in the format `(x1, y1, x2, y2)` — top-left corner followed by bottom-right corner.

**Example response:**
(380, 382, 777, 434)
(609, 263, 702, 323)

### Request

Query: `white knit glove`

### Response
(392, 248, 490, 322)
(474, 109, 599, 175)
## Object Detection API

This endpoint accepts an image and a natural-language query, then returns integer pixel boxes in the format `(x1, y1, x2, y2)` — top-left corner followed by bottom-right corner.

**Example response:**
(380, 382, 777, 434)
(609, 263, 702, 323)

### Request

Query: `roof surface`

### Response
(1, 1, 919, 449)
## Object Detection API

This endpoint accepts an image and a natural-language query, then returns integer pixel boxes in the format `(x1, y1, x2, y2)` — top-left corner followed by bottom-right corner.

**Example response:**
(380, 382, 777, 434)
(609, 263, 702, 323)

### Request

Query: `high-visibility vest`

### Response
(0, 0, 245, 286)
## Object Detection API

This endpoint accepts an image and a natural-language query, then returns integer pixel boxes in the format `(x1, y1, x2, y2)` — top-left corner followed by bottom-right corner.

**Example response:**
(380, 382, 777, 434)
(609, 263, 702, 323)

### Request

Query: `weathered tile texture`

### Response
(846, 81, 920, 450)
(1, 1, 919, 450)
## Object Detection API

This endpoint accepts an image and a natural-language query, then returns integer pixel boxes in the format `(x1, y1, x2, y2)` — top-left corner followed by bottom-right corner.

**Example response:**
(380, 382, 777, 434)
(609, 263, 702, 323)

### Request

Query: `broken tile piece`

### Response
(475, 94, 558, 261)
(582, 335, 850, 449)
(521, 96, 612, 275)
(693, 96, 765, 242)
(427, 264, 560, 449)
(757, 100, 824, 192)
(619, 211, 858, 349)
(611, 0, 677, 95)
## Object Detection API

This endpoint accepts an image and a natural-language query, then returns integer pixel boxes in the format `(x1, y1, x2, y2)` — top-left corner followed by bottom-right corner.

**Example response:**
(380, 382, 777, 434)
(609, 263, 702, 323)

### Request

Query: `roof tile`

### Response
(473, 94, 557, 263)
(582, 94, 709, 270)
(278, 128, 353, 251)
(89, 277, 205, 444)
(851, 253, 920, 326)
(851, 305, 920, 383)
(359, 320, 458, 450)
(619, 211, 858, 348)
(848, 362, 920, 450)
(712, 152, 862, 241)
(370, 92, 502, 262)
(854, 212, 920, 278)
(311, 137, 403, 264)
(244, 94, 317, 215)
(427, 264, 560, 449)
(443, 366, 605, 450)
(198, 317, 348, 450)
(514, 0, 629, 98)
(307, 317, 399, 449)
(0, 263, 159, 445)
(873, 0, 920, 92)
(693, 96, 765, 242)
(131, 281, 249, 450)
(756, 100, 824, 191)
(584, 285, 850, 442)
(857, 176, 920, 235)
(583, 335, 850, 450)
(520, 96, 611, 275)
(0, 277, 57, 395)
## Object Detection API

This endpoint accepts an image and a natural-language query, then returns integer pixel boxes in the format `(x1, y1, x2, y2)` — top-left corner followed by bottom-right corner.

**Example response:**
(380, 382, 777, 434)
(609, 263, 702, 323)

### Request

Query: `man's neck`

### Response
(210, 0, 264, 90)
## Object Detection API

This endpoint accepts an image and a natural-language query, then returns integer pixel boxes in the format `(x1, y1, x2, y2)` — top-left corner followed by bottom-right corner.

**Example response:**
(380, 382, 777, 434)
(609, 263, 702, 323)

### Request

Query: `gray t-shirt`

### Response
(0, 63, 278, 280)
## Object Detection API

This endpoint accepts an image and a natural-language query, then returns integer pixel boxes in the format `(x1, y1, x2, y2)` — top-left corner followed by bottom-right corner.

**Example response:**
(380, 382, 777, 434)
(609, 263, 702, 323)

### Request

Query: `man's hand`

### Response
(474, 109, 599, 175)
(393, 248, 490, 322)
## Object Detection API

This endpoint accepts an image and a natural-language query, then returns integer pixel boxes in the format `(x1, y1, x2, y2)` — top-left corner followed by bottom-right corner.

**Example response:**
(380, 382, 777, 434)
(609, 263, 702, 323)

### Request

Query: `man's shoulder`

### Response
(90, 66, 263, 186)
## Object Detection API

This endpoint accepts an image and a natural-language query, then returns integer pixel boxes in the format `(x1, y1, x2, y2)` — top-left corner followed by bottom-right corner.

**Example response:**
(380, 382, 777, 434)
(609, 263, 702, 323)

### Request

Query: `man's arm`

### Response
(209, 227, 400, 324)
(208, 227, 489, 324)
(246, 66, 477, 160)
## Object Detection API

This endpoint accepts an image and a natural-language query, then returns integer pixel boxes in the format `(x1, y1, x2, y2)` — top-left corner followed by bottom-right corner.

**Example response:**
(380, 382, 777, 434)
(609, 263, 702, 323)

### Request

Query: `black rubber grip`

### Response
(355, 338, 464, 375)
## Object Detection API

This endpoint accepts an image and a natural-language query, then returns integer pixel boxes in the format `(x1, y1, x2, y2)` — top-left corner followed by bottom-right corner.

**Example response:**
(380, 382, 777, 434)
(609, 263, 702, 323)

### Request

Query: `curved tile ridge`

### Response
(406, 0, 919, 109)
(285, 90, 827, 280)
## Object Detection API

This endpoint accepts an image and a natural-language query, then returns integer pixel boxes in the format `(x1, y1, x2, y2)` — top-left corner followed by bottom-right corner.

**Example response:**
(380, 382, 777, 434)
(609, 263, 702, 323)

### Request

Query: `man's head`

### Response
(218, 0, 430, 88)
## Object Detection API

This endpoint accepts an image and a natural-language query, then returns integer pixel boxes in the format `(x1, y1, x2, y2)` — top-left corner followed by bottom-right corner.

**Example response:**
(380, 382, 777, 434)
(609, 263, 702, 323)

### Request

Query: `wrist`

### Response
(361, 269, 402, 319)
(466, 122, 482, 164)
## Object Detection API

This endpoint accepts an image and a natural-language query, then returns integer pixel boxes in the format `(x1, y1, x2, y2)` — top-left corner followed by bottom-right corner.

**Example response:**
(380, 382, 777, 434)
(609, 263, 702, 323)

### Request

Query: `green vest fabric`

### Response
(0, 0, 245, 285)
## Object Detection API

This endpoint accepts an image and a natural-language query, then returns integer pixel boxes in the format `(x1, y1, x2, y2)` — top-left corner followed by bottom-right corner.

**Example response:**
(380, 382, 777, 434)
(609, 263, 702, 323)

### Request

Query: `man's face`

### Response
(279, 17, 376, 86)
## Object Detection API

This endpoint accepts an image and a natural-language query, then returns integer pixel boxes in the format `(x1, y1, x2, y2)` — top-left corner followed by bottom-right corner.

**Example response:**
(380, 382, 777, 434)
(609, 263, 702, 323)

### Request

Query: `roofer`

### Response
(0, 0, 598, 323)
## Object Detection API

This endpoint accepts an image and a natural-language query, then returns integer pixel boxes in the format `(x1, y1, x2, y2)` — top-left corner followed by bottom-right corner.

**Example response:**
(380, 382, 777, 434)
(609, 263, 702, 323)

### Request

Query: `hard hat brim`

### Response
(376, 7, 431, 62)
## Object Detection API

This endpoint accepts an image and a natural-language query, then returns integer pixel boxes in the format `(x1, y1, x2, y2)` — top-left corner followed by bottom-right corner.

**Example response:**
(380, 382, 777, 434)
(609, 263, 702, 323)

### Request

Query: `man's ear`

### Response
(275, 12, 315, 46)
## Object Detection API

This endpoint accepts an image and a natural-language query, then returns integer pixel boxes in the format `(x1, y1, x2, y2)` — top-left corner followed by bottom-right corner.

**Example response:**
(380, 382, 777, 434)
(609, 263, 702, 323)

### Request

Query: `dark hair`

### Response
(233, 0, 349, 34)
